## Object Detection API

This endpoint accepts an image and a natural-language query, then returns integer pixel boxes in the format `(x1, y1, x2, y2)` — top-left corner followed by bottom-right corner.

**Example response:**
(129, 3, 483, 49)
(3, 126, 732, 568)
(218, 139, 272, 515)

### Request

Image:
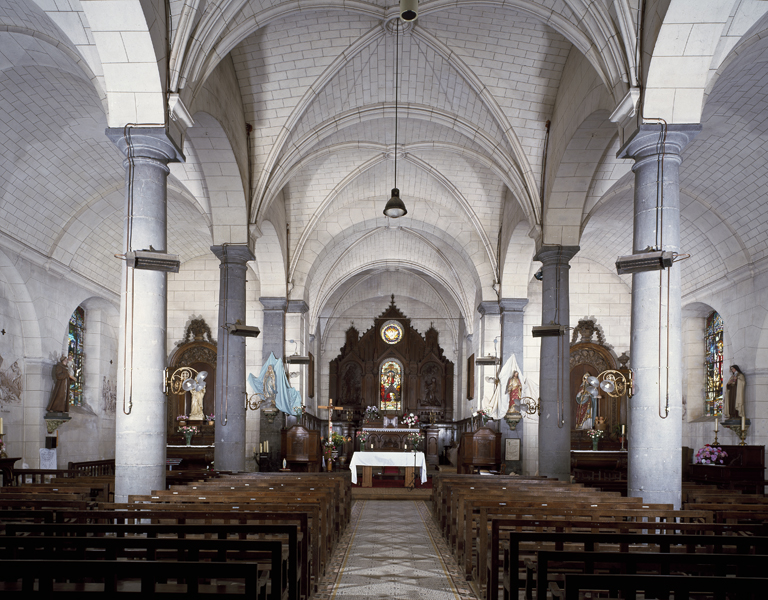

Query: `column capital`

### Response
(106, 127, 185, 163)
(287, 300, 309, 314)
(617, 123, 701, 162)
(477, 301, 501, 316)
(211, 244, 254, 264)
(534, 245, 579, 265)
(260, 297, 288, 311)
(500, 298, 528, 313)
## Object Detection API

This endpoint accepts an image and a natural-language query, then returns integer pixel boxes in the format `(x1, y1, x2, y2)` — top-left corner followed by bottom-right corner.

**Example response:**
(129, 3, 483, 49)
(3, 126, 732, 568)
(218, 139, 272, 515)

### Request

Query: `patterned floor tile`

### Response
(313, 500, 479, 600)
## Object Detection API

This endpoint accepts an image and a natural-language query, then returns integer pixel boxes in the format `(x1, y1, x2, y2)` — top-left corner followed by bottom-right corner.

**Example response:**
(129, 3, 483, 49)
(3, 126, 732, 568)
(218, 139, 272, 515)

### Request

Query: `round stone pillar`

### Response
(212, 245, 255, 471)
(534, 245, 578, 481)
(107, 128, 184, 502)
(618, 124, 700, 507)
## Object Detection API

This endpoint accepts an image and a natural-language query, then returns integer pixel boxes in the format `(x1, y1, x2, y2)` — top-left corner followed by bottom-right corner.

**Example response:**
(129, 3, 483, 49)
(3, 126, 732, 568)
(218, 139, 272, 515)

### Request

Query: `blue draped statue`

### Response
(248, 352, 302, 416)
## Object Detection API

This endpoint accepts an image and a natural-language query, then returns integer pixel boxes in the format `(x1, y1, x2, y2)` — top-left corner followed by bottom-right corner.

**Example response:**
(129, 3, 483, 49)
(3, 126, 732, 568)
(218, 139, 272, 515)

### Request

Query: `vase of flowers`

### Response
(404, 431, 423, 451)
(695, 444, 728, 465)
(176, 414, 189, 427)
(402, 412, 419, 428)
(356, 430, 371, 451)
(207, 414, 215, 426)
(587, 428, 603, 451)
(473, 409, 490, 430)
(178, 424, 198, 446)
(364, 406, 380, 424)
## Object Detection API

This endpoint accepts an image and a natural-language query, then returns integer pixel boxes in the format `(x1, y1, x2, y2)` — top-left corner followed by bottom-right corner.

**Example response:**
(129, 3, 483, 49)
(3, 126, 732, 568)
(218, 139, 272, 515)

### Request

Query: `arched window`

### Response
(68, 306, 85, 406)
(380, 359, 402, 411)
(704, 311, 723, 416)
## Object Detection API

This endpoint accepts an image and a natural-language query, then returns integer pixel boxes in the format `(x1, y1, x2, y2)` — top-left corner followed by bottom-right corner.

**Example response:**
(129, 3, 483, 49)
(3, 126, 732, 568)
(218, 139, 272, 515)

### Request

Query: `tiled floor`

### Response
(315, 500, 478, 600)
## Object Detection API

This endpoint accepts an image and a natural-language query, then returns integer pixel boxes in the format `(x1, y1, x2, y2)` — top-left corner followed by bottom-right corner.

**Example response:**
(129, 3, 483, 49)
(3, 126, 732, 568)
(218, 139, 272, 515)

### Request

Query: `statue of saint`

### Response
(263, 365, 277, 407)
(575, 379, 593, 430)
(726, 364, 745, 418)
(189, 384, 206, 420)
(505, 371, 522, 412)
(46, 355, 75, 413)
(424, 377, 440, 406)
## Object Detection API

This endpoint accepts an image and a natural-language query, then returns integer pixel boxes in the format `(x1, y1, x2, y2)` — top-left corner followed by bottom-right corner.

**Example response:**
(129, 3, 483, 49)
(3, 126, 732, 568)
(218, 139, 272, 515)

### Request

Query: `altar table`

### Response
(349, 451, 427, 488)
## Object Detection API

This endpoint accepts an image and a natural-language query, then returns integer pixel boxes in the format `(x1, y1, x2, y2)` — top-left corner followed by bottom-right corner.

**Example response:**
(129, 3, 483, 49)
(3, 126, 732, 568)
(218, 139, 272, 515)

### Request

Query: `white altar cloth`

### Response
(348, 451, 427, 485)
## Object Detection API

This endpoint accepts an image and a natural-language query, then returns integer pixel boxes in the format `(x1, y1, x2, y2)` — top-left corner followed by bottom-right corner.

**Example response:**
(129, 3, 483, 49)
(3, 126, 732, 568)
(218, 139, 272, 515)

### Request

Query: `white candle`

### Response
(259, 443, 263, 453)
(370, 443, 373, 449)
(715, 419, 718, 433)
(741, 414, 746, 431)
(265, 441, 269, 452)
(0, 417, 3, 435)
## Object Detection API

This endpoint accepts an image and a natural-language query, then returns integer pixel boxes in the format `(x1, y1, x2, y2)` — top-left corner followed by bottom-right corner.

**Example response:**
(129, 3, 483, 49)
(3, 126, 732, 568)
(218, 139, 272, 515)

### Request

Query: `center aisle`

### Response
(316, 500, 478, 600)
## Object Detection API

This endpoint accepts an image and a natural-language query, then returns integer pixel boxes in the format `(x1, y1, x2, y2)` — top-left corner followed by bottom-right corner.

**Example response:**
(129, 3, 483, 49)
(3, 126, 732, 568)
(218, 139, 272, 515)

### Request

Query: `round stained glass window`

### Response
(380, 320, 404, 345)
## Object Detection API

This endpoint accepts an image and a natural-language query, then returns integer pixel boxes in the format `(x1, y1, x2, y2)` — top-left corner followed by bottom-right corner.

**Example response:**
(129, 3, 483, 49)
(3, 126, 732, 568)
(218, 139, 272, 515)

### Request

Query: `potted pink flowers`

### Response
(695, 444, 728, 465)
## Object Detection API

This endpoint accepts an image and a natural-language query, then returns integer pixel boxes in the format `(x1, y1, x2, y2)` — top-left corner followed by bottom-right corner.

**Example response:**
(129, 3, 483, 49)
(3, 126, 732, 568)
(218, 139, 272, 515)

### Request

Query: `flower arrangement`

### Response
(176, 415, 189, 421)
(178, 425, 198, 436)
(323, 432, 345, 450)
(404, 431, 423, 449)
(364, 406, 380, 422)
(586, 429, 604, 440)
(696, 444, 728, 465)
(402, 412, 419, 428)
(356, 430, 371, 444)
(207, 414, 215, 422)
(473, 409, 491, 425)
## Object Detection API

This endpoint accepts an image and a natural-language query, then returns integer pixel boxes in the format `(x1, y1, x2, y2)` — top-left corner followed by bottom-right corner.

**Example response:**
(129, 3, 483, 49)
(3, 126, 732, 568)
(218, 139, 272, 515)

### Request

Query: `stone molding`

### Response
(500, 298, 528, 313)
(260, 297, 288, 311)
(211, 244, 254, 265)
(617, 123, 701, 165)
(477, 301, 501, 316)
(534, 245, 579, 265)
(105, 127, 185, 163)
(287, 300, 309, 313)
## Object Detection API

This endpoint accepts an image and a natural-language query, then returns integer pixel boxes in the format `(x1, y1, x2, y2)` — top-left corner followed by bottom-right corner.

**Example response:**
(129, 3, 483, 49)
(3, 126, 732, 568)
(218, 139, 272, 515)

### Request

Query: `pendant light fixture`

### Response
(383, 15, 408, 218)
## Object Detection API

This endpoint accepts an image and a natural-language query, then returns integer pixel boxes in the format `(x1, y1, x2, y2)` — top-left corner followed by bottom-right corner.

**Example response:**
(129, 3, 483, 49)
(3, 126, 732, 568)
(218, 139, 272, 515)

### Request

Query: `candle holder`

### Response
(723, 418, 750, 446)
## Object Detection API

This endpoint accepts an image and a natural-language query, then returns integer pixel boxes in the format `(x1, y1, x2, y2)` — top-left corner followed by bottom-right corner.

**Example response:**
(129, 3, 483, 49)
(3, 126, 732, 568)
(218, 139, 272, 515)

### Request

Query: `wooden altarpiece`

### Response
(328, 296, 454, 423)
(167, 318, 217, 445)
(569, 319, 627, 450)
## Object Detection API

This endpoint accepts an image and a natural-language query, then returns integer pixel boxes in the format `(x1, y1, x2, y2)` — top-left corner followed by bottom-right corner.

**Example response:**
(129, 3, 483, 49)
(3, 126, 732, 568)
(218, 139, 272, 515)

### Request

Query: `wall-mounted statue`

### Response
(726, 364, 745, 418)
(47, 355, 75, 413)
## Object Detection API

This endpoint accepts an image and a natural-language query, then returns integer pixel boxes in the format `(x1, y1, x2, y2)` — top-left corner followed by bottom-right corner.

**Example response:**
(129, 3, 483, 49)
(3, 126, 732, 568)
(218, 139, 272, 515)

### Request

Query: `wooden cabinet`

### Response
(689, 445, 765, 493)
(281, 426, 321, 472)
(457, 428, 501, 474)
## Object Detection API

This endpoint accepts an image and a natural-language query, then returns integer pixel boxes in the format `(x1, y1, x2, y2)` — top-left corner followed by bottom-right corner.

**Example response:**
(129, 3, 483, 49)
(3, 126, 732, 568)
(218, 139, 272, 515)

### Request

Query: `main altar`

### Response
(349, 451, 427, 488)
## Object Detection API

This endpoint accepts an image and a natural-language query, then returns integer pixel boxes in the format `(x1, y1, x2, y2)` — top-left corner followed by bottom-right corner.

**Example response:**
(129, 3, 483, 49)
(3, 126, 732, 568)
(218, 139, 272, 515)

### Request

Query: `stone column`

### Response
(499, 298, 528, 472)
(477, 301, 502, 410)
(212, 245, 254, 471)
(259, 297, 287, 471)
(535, 246, 579, 481)
(106, 128, 183, 502)
(500, 298, 528, 367)
(618, 124, 700, 507)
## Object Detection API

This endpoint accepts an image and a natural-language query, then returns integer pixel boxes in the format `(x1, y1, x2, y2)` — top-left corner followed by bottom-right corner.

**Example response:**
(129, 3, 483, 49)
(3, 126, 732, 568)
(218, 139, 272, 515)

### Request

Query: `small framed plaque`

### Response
(505, 438, 520, 461)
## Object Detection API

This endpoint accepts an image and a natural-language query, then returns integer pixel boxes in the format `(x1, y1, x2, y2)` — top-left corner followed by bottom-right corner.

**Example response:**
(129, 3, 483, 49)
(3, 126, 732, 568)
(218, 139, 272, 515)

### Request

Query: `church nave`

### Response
(317, 500, 477, 600)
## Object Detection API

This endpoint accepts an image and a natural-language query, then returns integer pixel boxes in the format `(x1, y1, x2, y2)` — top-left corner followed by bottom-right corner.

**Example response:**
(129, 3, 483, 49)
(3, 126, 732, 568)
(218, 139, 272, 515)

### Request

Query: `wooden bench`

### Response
(535, 549, 768, 600)
(490, 529, 768, 600)
(3, 522, 298, 600)
(0, 558, 269, 596)
(559, 573, 767, 600)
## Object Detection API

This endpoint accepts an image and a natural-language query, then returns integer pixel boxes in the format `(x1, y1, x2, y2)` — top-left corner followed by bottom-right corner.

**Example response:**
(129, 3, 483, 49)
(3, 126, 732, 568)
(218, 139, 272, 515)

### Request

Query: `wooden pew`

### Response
(0, 558, 267, 596)
(490, 529, 768, 600)
(560, 573, 767, 600)
(535, 550, 767, 600)
(3, 522, 298, 600)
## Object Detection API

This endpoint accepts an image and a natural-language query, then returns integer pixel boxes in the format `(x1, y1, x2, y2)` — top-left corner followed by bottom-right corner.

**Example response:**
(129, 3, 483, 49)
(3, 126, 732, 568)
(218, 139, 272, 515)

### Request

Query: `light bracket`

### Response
(616, 250, 674, 275)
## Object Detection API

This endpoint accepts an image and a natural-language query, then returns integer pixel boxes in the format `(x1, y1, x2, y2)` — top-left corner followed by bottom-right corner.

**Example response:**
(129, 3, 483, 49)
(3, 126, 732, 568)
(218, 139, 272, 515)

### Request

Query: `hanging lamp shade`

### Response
(383, 188, 407, 217)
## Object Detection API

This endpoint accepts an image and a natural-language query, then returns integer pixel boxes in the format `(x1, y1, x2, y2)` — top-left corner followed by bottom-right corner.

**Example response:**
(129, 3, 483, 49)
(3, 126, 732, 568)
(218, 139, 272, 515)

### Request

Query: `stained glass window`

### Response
(68, 306, 85, 406)
(380, 359, 402, 411)
(380, 320, 404, 345)
(704, 311, 723, 416)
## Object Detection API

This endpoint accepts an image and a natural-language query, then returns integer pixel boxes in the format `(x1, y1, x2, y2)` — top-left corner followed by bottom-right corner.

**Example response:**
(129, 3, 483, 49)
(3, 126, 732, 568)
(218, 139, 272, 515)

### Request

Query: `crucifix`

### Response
(317, 398, 344, 438)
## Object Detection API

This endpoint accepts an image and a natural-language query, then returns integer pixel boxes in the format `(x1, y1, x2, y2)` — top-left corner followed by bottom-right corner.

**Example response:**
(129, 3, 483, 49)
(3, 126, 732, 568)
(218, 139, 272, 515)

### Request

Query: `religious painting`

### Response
(340, 361, 363, 405)
(380, 359, 402, 411)
(380, 320, 404, 345)
(467, 354, 474, 399)
(308, 352, 315, 399)
(420, 362, 442, 407)
(704, 311, 723, 416)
